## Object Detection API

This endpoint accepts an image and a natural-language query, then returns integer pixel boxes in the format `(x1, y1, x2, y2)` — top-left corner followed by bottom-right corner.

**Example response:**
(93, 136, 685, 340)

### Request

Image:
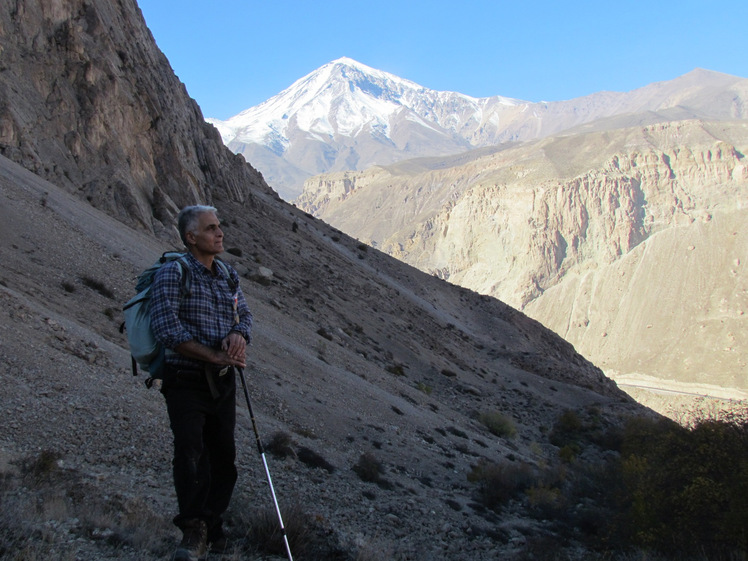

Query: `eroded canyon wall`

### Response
(299, 120, 748, 386)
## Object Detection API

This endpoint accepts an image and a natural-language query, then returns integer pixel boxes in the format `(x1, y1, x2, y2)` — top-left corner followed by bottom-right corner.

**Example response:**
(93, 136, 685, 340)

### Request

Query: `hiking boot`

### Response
(174, 519, 207, 561)
(208, 525, 229, 554)
(209, 534, 229, 554)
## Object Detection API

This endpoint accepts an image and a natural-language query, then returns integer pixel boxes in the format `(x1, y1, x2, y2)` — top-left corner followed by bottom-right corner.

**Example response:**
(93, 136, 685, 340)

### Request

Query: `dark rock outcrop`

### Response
(0, 0, 271, 236)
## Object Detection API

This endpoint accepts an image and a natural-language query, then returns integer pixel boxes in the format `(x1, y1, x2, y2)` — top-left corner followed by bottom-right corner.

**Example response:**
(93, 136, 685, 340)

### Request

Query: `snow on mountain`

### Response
(209, 57, 519, 149)
(205, 57, 525, 199)
(206, 59, 748, 201)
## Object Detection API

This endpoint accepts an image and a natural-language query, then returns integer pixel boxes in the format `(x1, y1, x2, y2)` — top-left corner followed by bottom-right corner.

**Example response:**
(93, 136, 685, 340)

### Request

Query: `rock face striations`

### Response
(0, 0, 270, 237)
(298, 119, 748, 390)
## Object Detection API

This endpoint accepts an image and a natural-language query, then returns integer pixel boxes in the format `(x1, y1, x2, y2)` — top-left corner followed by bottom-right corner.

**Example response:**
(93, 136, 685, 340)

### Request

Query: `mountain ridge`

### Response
(209, 59, 747, 199)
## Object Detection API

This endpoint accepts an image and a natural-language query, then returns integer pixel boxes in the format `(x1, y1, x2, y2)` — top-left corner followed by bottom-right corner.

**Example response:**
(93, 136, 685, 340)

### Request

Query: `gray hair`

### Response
(177, 205, 217, 247)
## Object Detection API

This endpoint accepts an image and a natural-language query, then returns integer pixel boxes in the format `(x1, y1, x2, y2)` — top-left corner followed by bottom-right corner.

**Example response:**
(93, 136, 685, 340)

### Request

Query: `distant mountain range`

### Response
(207, 58, 748, 200)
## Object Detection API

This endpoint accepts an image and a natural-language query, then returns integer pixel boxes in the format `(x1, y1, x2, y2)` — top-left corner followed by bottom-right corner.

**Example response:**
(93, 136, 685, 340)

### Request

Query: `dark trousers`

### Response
(162, 367, 238, 538)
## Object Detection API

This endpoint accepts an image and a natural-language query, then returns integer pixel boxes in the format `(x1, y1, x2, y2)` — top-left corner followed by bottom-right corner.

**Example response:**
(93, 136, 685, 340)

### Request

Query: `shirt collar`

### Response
(185, 251, 223, 278)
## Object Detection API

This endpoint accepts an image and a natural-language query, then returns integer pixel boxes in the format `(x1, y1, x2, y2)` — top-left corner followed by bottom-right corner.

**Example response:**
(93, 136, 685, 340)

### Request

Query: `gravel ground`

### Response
(0, 155, 643, 560)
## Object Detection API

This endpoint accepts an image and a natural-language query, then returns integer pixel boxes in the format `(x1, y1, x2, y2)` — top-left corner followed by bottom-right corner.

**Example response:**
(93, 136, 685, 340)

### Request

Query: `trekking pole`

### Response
(237, 368, 294, 561)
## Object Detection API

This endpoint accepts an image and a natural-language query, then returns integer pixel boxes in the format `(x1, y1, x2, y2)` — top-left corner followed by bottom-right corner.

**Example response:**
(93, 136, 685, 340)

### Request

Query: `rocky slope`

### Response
(297, 119, 748, 394)
(1, 150, 641, 559)
(0, 1, 646, 559)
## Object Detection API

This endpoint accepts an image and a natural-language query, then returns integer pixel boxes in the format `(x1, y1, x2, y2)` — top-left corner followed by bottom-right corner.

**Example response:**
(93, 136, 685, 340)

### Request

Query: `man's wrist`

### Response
(230, 329, 248, 342)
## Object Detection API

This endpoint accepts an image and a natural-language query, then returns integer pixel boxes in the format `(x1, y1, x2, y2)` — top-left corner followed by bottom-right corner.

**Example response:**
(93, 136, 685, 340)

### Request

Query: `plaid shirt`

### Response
(150, 252, 253, 370)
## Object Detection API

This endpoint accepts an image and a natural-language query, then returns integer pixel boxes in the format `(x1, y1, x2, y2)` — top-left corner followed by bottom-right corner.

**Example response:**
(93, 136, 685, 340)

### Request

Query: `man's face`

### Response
(187, 211, 224, 257)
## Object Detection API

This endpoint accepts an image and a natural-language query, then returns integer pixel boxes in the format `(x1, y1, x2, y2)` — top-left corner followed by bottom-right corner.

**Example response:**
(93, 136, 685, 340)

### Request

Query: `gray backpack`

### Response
(121, 252, 234, 387)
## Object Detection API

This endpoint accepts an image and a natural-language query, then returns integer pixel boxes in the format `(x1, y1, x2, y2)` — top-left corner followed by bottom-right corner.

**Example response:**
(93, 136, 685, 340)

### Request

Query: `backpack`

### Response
(121, 252, 235, 388)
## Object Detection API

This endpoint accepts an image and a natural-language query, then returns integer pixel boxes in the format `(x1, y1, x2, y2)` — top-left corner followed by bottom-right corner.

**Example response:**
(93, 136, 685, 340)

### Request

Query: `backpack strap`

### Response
(214, 258, 237, 291)
(214, 258, 242, 331)
(175, 255, 191, 296)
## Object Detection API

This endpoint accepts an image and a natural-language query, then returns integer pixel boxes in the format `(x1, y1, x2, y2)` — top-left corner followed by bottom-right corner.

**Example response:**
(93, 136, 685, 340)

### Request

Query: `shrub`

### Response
(467, 459, 536, 509)
(556, 409, 583, 433)
(265, 431, 296, 459)
(526, 484, 565, 519)
(61, 281, 76, 293)
(416, 382, 432, 395)
(558, 443, 581, 463)
(353, 452, 384, 484)
(386, 363, 405, 377)
(549, 407, 621, 455)
(17, 449, 62, 483)
(617, 413, 748, 555)
(297, 447, 336, 473)
(80, 276, 115, 299)
(234, 501, 314, 558)
(479, 411, 517, 439)
(3, 451, 173, 558)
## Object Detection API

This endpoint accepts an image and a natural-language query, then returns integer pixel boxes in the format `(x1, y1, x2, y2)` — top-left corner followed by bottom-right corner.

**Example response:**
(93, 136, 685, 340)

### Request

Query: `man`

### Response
(150, 205, 253, 561)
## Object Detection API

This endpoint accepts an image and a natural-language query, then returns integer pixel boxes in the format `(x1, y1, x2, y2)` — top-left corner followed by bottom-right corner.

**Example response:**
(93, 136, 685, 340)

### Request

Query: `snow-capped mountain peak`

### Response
(207, 61, 748, 201)
(205, 58, 532, 199)
(207, 57, 518, 153)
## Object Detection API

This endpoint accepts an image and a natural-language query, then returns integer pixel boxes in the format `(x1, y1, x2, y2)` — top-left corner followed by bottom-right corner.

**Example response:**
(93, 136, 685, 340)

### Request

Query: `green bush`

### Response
(617, 413, 748, 555)
(353, 452, 384, 484)
(526, 484, 565, 519)
(467, 459, 536, 509)
(385, 363, 405, 377)
(479, 411, 517, 439)
(550, 407, 622, 454)
(416, 382, 433, 395)
(558, 443, 580, 463)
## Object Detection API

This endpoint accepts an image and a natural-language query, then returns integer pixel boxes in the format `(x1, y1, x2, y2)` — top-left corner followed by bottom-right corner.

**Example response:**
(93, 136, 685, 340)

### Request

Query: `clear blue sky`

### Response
(137, 0, 746, 120)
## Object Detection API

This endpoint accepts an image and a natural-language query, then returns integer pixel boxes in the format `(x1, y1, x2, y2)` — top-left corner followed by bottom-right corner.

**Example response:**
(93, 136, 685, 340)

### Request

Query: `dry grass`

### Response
(222, 494, 351, 560)
(0, 450, 174, 561)
(0, 450, 355, 560)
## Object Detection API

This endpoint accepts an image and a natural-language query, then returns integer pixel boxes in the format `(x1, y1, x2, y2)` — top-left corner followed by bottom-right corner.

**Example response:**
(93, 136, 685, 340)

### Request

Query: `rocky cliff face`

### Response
(0, 0, 270, 237)
(298, 119, 748, 389)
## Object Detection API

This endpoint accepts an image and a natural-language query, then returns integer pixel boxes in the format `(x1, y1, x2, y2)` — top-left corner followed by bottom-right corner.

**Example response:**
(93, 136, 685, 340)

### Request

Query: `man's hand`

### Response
(174, 337, 246, 368)
(221, 331, 247, 367)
